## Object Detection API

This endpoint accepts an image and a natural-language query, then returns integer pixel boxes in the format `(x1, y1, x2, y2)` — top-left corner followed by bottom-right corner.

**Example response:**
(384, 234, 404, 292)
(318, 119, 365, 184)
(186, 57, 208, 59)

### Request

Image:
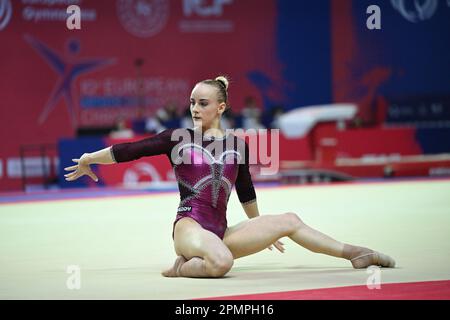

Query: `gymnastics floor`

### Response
(1, 179, 449, 300)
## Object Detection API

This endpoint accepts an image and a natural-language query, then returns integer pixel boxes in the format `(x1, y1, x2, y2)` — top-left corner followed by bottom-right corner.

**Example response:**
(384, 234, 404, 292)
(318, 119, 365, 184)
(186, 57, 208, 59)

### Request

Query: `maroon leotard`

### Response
(111, 128, 256, 239)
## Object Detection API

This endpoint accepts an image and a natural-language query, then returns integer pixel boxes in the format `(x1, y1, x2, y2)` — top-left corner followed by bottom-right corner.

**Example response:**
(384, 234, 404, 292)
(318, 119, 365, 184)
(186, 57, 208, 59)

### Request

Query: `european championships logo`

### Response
(0, 0, 12, 30)
(24, 35, 116, 126)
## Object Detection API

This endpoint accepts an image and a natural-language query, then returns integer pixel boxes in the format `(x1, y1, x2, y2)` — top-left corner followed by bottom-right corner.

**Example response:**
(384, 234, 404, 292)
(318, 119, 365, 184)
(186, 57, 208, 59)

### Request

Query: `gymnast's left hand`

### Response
(268, 240, 285, 253)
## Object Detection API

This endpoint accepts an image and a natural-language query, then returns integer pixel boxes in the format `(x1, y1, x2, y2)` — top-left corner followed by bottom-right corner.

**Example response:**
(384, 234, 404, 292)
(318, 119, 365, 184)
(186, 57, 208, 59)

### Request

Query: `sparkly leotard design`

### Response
(111, 128, 256, 239)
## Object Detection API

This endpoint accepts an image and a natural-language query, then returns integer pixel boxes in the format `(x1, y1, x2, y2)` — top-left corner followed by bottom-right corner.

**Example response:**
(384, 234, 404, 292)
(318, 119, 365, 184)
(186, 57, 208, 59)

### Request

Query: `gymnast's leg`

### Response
(162, 217, 234, 278)
(223, 212, 395, 268)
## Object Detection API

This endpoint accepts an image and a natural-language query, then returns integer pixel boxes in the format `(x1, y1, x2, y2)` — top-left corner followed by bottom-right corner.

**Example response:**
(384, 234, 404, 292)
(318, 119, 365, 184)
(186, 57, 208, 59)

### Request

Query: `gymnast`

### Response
(64, 76, 395, 278)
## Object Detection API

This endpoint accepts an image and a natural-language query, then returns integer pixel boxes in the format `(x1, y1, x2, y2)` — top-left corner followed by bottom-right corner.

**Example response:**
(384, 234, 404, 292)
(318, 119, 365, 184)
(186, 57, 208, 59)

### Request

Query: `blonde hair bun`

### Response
(215, 76, 229, 90)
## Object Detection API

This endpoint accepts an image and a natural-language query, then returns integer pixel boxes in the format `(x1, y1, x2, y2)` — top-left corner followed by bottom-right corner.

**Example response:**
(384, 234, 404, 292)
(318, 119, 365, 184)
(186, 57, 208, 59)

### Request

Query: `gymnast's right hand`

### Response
(64, 153, 99, 182)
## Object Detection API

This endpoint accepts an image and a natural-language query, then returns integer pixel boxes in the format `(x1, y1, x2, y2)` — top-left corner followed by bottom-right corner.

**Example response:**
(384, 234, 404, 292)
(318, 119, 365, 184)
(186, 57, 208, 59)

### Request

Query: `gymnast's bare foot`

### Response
(162, 256, 187, 277)
(343, 245, 396, 269)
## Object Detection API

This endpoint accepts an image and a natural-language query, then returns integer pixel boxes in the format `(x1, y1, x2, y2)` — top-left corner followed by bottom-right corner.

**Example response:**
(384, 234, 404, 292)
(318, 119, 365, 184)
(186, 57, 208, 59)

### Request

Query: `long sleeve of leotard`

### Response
(235, 141, 257, 204)
(110, 129, 175, 163)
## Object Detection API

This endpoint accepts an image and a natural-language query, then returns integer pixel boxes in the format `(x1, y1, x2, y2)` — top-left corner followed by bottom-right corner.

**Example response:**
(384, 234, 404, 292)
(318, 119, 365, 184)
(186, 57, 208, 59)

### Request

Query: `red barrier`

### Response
(312, 123, 422, 163)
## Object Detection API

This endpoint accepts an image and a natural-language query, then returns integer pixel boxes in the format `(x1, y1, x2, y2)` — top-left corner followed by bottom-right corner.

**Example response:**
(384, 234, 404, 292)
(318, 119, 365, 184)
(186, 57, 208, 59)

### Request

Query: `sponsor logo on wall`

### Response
(391, 0, 450, 23)
(123, 162, 162, 187)
(179, 0, 234, 33)
(116, 0, 169, 38)
(18, 0, 97, 23)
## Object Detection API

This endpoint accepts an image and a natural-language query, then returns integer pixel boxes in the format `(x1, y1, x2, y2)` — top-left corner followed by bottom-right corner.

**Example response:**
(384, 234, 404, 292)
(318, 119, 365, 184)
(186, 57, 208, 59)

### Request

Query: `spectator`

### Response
(145, 115, 166, 134)
(180, 107, 193, 128)
(241, 96, 265, 130)
(159, 101, 181, 129)
(146, 102, 181, 134)
(110, 117, 134, 139)
(269, 105, 285, 129)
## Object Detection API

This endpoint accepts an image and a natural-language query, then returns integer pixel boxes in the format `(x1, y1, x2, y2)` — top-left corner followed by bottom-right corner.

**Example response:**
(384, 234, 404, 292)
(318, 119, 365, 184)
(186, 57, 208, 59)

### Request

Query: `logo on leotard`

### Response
(177, 206, 192, 213)
(116, 0, 169, 38)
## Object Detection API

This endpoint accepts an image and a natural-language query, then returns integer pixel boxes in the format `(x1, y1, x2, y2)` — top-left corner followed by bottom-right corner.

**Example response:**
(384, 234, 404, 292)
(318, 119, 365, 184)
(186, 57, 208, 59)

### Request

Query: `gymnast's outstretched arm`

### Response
(64, 129, 176, 182)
